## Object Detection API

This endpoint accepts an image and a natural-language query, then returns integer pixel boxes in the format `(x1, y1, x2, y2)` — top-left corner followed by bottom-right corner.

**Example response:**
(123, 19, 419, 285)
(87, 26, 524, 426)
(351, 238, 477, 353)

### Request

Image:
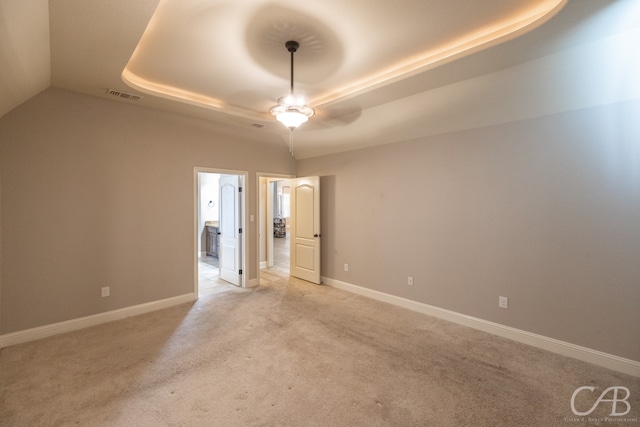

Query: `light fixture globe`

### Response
(271, 103, 314, 129)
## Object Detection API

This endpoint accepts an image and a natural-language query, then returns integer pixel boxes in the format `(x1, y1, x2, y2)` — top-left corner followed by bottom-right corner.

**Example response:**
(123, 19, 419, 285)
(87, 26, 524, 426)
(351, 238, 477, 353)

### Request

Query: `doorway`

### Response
(258, 175, 292, 284)
(270, 179, 291, 271)
(195, 168, 247, 297)
(257, 174, 322, 285)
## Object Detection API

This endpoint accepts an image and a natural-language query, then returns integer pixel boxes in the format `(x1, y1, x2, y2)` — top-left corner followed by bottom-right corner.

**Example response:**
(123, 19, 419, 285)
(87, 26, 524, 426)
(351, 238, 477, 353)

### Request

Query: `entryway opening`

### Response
(259, 175, 292, 284)
(196, 168, 247, 297)
(258, 174, 322, 285)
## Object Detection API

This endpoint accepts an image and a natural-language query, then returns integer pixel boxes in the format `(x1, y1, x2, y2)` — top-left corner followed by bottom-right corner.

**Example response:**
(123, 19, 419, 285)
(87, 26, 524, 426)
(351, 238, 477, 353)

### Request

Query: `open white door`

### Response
(290, 176, 321, 284)
(219, 174, 242, 286)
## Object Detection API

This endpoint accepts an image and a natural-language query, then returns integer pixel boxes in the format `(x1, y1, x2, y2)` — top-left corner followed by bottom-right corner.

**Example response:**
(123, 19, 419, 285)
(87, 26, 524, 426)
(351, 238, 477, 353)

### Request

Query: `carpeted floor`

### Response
(1, 275, 638, 426)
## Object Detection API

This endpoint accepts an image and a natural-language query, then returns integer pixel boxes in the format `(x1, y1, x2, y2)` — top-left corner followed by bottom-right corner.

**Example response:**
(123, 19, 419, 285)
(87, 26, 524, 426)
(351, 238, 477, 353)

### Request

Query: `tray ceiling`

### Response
(46, 0, 622, 158)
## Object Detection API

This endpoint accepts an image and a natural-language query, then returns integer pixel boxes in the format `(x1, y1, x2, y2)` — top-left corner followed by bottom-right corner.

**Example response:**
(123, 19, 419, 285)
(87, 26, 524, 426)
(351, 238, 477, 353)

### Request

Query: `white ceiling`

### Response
(2, 0, 638, 158)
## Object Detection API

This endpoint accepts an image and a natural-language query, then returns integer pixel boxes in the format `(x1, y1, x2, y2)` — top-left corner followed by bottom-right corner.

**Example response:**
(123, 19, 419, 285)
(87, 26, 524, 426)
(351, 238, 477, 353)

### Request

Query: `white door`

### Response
(219, 174, 242, 286)
(290, 176, 321, 284)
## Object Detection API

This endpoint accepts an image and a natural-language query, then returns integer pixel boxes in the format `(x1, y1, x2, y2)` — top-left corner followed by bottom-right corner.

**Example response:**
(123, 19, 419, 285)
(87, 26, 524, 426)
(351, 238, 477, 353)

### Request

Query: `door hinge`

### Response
(238, 187, 243, 193)
(239, 269, 243, 275)
(239, 228, 243, 233)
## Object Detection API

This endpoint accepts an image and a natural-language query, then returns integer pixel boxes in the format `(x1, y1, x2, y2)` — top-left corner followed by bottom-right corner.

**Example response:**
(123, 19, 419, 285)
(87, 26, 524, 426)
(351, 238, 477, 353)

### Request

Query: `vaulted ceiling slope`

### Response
(0, 0, 51, 118)
(1, 0, 639, 159)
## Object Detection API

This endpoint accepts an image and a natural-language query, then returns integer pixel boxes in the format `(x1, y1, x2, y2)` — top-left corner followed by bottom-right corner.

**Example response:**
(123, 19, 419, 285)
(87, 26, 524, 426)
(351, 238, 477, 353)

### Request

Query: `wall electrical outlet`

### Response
(344, 264, 349, 272)
(499, 296, 508, 309)
(408, 276, 414, 286)
(101, 287, 110, 297)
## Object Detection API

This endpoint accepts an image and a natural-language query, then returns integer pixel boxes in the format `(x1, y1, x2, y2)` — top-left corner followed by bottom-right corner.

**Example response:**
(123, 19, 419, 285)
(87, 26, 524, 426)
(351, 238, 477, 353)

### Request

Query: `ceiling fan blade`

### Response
(304, 101, 362, 130)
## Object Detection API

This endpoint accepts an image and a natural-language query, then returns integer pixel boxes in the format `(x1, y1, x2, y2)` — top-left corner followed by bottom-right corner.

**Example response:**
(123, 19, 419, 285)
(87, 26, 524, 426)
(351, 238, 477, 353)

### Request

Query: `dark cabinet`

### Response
(206, 225, 219, 258)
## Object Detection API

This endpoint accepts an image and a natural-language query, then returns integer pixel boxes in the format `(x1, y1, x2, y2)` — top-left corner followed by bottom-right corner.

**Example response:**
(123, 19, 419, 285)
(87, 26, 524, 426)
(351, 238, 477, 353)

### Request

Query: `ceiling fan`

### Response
(268, 39, 363, 155)
(270, 40, 315, 155)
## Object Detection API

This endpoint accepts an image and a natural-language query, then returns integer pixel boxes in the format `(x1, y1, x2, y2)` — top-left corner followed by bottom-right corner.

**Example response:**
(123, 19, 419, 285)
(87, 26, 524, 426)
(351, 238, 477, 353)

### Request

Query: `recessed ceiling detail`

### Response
(121, 0, 567, 125)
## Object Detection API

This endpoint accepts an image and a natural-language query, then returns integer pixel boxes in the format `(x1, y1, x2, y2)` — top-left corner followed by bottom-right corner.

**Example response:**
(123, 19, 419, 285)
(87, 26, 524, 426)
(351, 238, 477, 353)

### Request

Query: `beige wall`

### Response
(298, 99, 640, 361)
(0, 88, 295, 333)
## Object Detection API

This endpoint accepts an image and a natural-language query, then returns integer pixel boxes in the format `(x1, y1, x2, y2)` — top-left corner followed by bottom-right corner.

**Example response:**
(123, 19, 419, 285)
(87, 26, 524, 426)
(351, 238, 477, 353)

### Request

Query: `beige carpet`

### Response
(1, 276, 638, 426)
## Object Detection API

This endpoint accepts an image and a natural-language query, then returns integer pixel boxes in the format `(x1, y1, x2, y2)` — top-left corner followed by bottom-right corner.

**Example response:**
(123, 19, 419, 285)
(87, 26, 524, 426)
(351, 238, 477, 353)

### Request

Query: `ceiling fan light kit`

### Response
(270, 40, 314, 155)
(271, 102, 314, 129)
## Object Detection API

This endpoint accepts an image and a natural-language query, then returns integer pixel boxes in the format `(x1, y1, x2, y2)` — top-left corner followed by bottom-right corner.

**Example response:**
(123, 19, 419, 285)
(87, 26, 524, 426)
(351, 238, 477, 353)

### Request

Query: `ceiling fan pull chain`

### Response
(289, 129, 294, 156)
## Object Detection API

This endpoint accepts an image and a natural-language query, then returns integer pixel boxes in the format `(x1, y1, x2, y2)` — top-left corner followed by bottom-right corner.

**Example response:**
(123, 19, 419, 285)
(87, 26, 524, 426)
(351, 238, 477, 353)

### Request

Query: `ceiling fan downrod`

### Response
(286, 40, 299, 95)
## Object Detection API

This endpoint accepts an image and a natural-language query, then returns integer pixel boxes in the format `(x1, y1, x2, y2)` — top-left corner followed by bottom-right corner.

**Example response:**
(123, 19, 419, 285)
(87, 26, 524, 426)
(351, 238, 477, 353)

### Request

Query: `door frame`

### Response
(194, 167, 248, 295)
(256, 172, 294, 278)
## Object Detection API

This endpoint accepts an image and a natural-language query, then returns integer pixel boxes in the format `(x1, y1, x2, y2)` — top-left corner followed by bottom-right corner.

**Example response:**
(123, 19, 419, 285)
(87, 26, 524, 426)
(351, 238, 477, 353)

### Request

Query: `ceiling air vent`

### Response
(106, 89, 143, 101)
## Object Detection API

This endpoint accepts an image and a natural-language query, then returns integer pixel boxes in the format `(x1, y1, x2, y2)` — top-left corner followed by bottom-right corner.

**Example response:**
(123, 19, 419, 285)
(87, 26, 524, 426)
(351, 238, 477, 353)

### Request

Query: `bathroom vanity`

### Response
(205, 221, 220, 258)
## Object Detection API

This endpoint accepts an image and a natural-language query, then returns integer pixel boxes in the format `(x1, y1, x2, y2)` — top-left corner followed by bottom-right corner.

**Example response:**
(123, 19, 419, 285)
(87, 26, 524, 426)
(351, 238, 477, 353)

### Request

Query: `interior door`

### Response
(219, 174, 242, 286)
(289, 176, 321, 284)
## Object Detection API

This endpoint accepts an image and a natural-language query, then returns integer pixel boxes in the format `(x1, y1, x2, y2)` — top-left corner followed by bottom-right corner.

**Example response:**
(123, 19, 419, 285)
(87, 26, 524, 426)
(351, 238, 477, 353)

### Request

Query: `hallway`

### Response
(199, 232, 290, 290)
(260, 232, 289, 284)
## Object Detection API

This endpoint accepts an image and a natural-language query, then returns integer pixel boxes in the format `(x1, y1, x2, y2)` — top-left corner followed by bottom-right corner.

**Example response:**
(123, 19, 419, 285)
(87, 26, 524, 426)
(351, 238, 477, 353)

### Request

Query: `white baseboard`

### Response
(323, 277, 640, 377)
(246, 278, 259, 288)
(260, 261, 267, 269)
(0, 293, 197, 349)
